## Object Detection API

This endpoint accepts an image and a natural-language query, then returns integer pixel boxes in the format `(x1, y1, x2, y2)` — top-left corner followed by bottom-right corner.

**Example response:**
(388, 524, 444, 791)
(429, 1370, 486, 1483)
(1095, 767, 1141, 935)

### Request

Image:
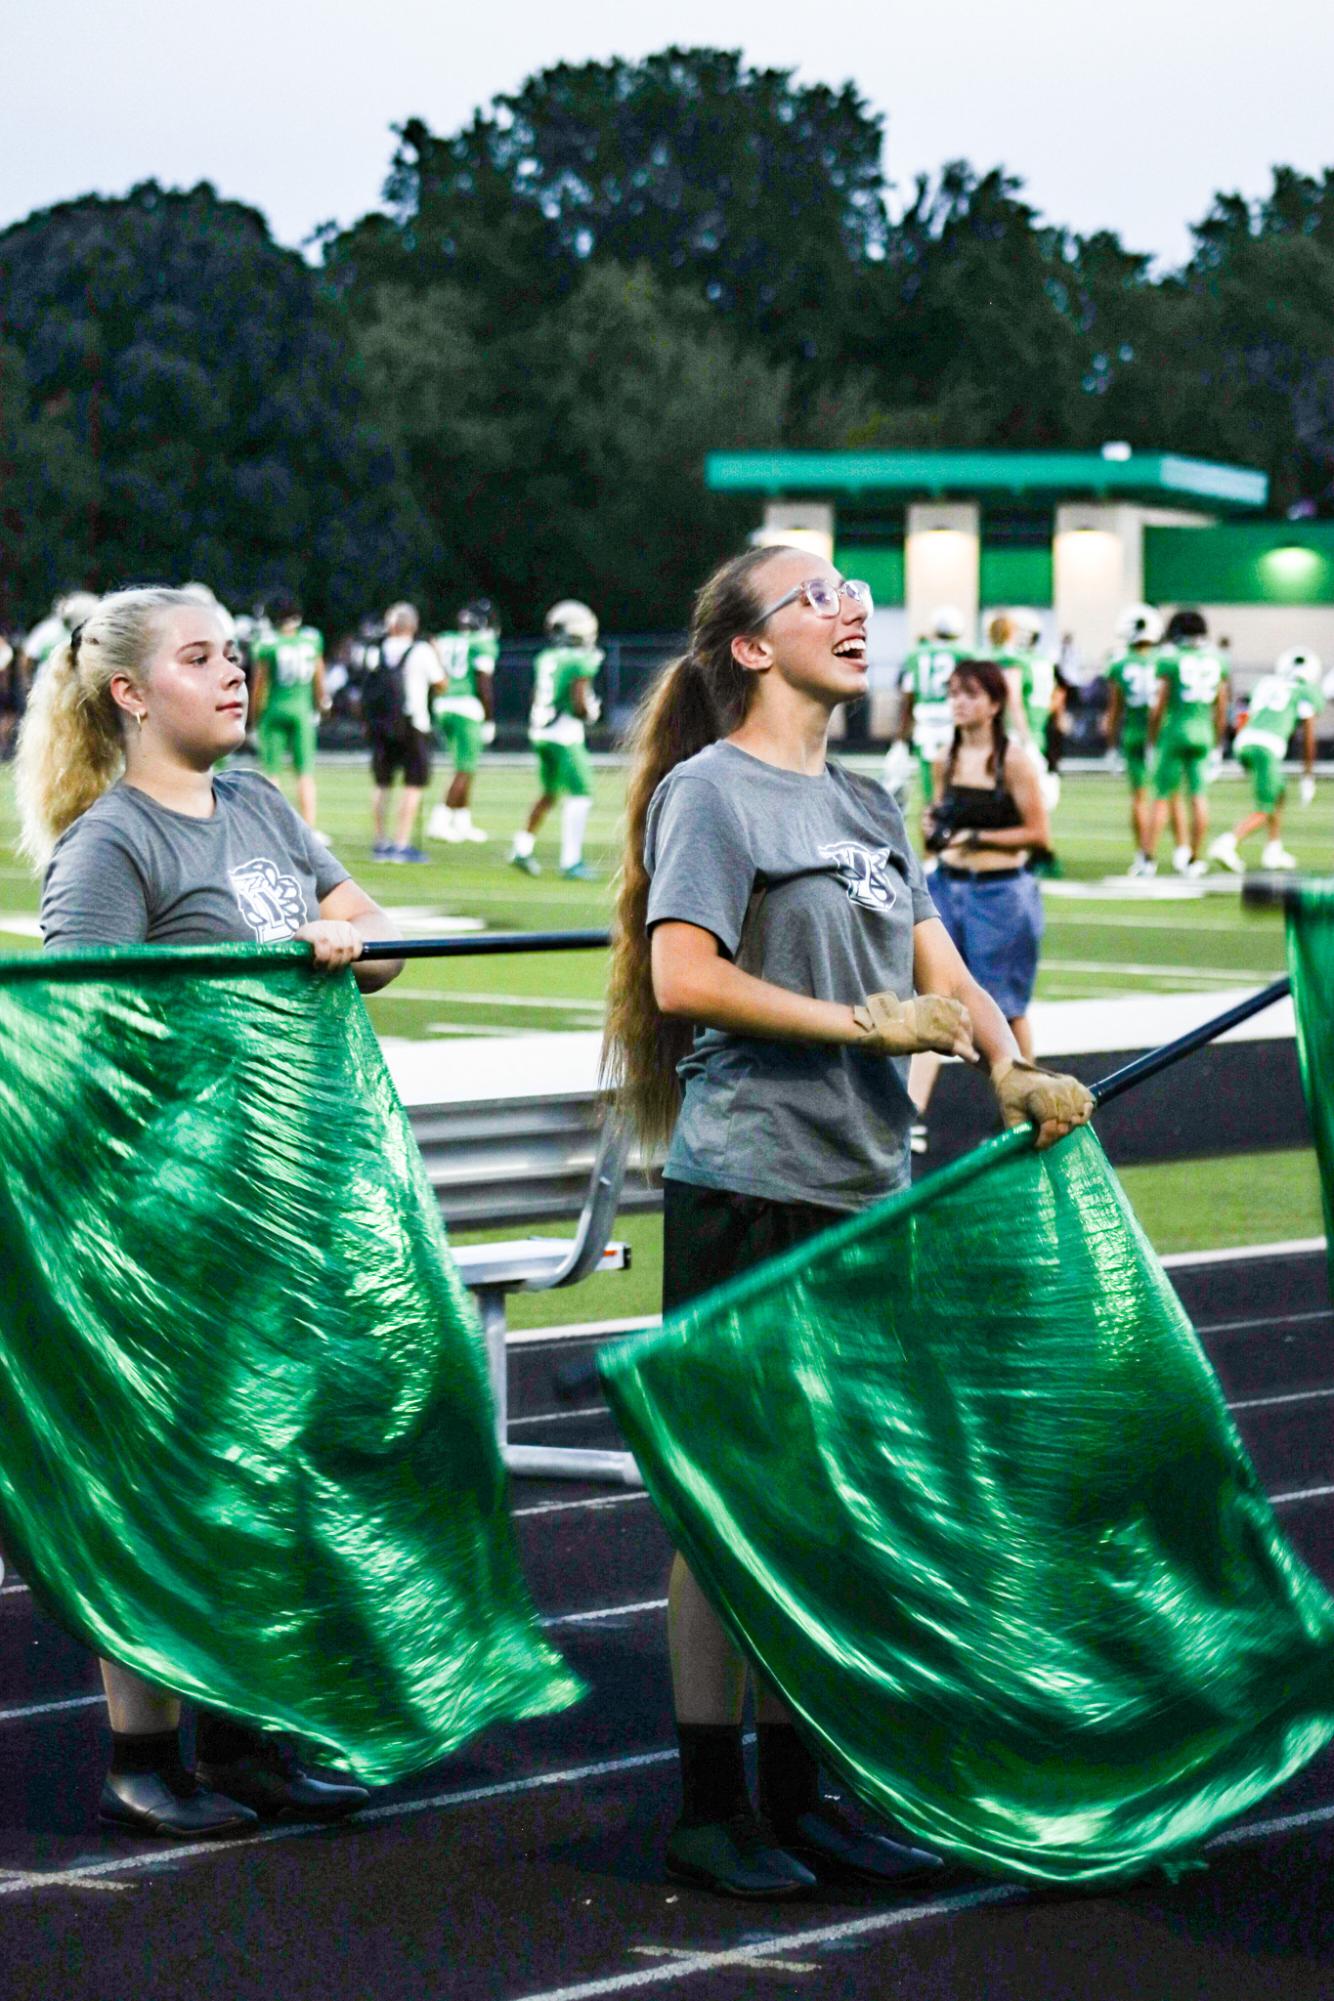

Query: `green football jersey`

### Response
(1235, 672, 1317, 759)
(1156, 644, 1227, 748)
(1105, 649, 1161, 739)
(899, 642, 967, 738)
(434, 630, 498, 715)
(1019, 650, 1057, 735)
(530, 643, 602, 742)
(253, 626, 323, 716)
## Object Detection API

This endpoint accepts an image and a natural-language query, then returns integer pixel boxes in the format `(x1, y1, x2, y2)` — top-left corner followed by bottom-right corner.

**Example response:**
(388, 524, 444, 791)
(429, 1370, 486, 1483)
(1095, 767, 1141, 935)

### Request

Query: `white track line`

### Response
(1229, 1386, 1334, 1415)
(510, 1406, 607, 1430)
(543, 1599, 666, 1631)
(514, 1493, 651, 1521)
(1, 1693, 103, 1723)
(505, 1889, 1025, 2001)
(1, 1581, 30, 1597)
(1200, 1309, 1334, 1337)
(0, 1746, 682, 1899)
(1272, 1484, 1334, 1508)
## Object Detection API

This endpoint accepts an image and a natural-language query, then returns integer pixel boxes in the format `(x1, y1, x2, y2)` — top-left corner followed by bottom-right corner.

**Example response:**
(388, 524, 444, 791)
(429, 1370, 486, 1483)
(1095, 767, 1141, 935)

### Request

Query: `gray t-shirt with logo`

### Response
(645, 741, 938, 1211)
(41, 772, 350, 948)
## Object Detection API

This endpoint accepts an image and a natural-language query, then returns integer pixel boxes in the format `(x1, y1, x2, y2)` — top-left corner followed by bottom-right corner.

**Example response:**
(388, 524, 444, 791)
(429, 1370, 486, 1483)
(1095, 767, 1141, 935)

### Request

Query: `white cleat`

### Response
(1172, 844, 1193, 876)
(456, 821, 490, 843)
(1185, 858, 1209, 878)
(1262, 841, 1298, 871)
(1126, 853, 1155, 878)
(1208, 834, 1244, 875)
(427, 805, 455, 842)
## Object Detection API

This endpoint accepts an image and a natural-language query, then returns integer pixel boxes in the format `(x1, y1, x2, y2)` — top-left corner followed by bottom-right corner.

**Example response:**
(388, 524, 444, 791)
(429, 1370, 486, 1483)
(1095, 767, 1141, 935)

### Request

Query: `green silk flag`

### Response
(601, 1125, 1334, 1885)
(0, 943, 580, 1784)
(1288, 885, 1334, 1254)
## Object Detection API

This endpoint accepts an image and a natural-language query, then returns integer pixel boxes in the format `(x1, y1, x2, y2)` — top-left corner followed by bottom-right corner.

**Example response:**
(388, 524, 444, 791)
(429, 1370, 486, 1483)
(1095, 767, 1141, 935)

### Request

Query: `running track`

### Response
(4, 1245, 1334, 2000)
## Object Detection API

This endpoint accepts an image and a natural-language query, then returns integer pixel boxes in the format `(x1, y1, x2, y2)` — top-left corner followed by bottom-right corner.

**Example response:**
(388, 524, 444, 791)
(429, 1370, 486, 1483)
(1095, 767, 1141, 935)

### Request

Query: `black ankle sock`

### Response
(195, 1712, 265, 1766)
(110, 1728, 193, 1796)
(756, 1722, 821, 1827)
(675, 1722, 749, 1827)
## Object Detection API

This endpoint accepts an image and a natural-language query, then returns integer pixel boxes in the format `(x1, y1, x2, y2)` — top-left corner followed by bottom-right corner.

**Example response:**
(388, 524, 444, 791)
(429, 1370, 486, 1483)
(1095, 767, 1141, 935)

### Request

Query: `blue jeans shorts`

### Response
(928, 865, 1043, 1020)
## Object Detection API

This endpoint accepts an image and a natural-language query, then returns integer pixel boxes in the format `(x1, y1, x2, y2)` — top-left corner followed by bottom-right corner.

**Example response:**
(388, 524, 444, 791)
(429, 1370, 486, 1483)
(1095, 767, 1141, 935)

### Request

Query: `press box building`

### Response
(705, 448, 1334, 733)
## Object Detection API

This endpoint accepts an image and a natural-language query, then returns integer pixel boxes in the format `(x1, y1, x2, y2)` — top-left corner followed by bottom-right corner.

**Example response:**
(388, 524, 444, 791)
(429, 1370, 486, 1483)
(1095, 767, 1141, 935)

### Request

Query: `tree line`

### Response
(3, 46, 1333, 635)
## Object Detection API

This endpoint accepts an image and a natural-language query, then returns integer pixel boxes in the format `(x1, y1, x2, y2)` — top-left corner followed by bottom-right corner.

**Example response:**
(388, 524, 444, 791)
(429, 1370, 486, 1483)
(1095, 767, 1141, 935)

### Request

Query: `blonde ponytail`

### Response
(602, 544, 785, 1148)
(15, 585, 198, 870)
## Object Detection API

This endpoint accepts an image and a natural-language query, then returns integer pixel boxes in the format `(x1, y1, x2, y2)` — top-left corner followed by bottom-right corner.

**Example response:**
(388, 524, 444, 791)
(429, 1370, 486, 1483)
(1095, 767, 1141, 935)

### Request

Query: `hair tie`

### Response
(68, 624, 86, 661)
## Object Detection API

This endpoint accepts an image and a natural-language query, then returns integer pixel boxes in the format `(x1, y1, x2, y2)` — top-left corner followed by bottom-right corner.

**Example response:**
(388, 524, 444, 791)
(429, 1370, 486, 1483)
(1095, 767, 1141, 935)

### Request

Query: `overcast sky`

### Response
(6, 0, 1332, 266)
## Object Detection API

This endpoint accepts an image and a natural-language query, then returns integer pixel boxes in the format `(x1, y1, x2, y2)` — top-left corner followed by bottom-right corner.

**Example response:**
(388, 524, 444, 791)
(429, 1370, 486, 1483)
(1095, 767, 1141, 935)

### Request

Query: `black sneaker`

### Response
(666, 1809, 816, 1899)
(197, 1735, 369, 1823)
(771, 1801, 943, 1886)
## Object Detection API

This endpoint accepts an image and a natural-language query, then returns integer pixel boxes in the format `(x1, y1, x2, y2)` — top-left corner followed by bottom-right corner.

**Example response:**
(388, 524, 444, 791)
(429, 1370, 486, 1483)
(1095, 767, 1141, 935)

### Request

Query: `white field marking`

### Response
(513, 1492, 652, 1521)
(1044, 911, 1261, 934)
(1229, 1385, 1334, 1415)
(631, 1945, 819, 1974)
(507, 1887, 1024, 2001)
(378, 989, 604, 1013)
(1200, 1309, 1334, 1337)
(0, 1745, 683, 1900)
(506, 1318, 660, 1349)
(504, 1791, 1334, 2001)
(1043, 958, 1282, 981)
(510, 1406, 609, 1429)
(1163, 1238, 1324, 1269)
(425, 1024, 549, 1039)
(0, 915, 42, 937)
(0, 1867, 130, 1896)
(542, 1598, 666, 1631)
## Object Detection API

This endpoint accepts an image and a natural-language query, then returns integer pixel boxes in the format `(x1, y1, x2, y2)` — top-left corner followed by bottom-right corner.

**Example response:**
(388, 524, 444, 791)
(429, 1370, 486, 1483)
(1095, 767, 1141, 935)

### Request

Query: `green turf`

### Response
(457, 1148, 1327, 1332)
(0, 753, 1302, 1036)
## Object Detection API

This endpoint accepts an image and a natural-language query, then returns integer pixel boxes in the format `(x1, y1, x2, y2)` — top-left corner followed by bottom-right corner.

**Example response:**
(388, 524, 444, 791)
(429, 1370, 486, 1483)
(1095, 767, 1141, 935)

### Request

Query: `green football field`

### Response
(0, 752, 1304, 1038)
(0, 752, 1321, 1286)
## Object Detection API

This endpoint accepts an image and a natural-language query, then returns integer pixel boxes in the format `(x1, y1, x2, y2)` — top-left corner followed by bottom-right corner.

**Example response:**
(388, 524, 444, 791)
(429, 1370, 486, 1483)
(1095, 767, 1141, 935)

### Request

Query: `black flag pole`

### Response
(358, 929, 610, 962)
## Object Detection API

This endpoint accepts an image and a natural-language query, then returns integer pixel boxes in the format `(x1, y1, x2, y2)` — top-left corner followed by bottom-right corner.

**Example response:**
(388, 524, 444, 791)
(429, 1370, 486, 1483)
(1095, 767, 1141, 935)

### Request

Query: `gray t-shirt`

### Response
(645, 741, 938, 1211)
(41, 771, 350, 948)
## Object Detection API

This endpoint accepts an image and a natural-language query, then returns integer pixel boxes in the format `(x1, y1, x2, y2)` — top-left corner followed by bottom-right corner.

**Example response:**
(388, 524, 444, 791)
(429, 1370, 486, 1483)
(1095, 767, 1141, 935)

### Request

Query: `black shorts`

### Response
(369, 724, 432, 789)
(661, 1178, 847, 1315)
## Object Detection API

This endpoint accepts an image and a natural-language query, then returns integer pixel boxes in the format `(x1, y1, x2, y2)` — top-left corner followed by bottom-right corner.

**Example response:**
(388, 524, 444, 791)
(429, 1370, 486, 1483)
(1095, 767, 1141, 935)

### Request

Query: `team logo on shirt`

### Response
(818, 842, 899, 913)
(229, 858, 308, 944)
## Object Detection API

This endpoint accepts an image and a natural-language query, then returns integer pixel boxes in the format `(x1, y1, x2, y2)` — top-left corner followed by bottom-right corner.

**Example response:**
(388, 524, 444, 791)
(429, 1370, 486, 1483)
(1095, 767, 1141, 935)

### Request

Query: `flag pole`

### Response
(358, 929, 609, 962)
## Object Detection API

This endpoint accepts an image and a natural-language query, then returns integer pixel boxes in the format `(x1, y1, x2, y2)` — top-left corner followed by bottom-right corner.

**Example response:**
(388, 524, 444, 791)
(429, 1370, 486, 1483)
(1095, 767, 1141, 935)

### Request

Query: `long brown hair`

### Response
(602, 544, 785, 1147)
(942, 657, 1010, 791)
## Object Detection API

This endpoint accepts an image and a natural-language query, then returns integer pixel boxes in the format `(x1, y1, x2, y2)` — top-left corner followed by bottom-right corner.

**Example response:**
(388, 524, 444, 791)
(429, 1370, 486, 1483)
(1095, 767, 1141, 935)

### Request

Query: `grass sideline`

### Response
(1, 753, 1315, 1276)
(459, 1148, 1326, 1332)
(0, 754, 1300, 1040)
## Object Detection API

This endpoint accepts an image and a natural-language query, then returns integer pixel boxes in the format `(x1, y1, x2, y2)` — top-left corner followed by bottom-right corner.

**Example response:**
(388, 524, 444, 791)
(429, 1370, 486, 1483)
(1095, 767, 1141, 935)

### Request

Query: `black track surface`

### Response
(4, 1248, 1334, 2001)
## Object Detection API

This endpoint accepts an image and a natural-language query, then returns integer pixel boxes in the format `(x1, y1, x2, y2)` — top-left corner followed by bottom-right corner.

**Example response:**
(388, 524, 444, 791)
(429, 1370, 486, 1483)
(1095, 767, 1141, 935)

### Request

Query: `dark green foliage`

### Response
(5, 52, 1334, 632)
(0, 182, 436, 628)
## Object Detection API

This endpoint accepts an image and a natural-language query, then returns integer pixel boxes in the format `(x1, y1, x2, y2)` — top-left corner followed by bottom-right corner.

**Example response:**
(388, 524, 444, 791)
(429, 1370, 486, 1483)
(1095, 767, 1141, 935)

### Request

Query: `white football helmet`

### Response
(929, 605, 966, 642)
(1116, 603, 1164, 647)
(545, 599, 599, 646)
(58, 591, 100, 630)
(1011, 607, 1044, 647)
(1277, 647, 1322, 688)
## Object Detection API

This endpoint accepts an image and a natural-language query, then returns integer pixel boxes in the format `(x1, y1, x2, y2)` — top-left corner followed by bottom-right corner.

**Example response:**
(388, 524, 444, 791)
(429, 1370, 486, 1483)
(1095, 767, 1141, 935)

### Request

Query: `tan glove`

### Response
(852, 990, 972, 1057)
(992, 1057, 1094, 1137)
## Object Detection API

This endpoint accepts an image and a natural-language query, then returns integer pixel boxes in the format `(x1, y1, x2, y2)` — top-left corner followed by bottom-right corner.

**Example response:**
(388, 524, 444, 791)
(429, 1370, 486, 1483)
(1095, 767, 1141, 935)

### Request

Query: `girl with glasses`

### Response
(604, 547, 1091, 1900)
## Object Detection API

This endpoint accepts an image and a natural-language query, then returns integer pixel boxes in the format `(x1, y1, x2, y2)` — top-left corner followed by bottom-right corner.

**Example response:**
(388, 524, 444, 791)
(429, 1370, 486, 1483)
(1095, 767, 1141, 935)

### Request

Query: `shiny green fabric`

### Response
(0, 943, 580, 1784)
(601, 1128, 1334, 1883)
(1287, 885, 1334, 1253)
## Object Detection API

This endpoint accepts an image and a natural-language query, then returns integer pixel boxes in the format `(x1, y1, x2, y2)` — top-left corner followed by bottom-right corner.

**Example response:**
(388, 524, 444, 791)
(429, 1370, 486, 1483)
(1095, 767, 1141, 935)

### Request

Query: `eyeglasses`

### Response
(755, 577, 874, 625)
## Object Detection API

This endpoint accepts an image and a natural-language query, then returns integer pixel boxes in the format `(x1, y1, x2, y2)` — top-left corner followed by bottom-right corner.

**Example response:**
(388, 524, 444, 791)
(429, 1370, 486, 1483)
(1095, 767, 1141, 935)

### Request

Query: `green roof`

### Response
(705, 451, 1268, 511)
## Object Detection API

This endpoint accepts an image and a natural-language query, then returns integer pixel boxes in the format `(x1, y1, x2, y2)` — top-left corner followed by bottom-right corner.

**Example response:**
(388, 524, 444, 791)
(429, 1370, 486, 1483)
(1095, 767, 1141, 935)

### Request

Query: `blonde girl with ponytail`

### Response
(16, 584, 402, 1838)
(603, 545, 1092, 1900)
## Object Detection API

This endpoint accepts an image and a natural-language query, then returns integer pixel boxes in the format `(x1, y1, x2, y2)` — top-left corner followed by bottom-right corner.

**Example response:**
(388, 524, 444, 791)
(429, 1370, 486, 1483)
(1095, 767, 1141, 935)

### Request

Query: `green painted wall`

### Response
(836, 545, 904, 605)
(1146, 525, 1334, 605)
(980, 546, 1054, 608)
